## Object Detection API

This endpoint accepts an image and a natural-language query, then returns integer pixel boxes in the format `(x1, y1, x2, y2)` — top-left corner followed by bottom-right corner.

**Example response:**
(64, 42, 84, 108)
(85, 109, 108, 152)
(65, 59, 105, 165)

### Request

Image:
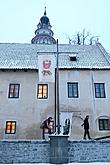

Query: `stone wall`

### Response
(0, 140, 50, 164)
(69, 140, 110, 163)
(1, 140, 110, 164)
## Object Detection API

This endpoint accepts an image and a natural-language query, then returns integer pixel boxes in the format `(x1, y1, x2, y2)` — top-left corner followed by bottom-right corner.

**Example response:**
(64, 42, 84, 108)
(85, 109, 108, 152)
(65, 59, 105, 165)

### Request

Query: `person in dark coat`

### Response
(40, 117, 53, 139)
(81, 115, 91, 140)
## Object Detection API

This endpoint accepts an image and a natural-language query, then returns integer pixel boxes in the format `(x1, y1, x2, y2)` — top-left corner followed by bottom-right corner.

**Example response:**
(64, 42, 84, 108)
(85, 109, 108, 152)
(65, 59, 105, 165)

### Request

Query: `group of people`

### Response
(40, 115, 91, 140)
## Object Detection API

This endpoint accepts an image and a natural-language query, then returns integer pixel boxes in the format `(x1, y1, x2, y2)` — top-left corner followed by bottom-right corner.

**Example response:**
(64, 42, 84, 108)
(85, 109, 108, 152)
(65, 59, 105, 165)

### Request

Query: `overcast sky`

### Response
(0, 0, 110, 52)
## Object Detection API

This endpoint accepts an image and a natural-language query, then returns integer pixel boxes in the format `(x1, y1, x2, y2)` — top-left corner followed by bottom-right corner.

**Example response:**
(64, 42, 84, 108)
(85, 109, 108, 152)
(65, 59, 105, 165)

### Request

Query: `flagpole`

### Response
(56, 39, 60, 134)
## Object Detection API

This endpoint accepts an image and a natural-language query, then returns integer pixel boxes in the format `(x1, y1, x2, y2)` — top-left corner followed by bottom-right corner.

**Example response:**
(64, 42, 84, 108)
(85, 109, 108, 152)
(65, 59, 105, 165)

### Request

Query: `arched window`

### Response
(97, 116, 110, 131)
(44, 38, 48, 44)
(40, 38, 43, 44)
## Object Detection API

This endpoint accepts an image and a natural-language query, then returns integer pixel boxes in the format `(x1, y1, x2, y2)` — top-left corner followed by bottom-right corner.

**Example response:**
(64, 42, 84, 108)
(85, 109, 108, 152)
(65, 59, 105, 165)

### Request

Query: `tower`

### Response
(31, 7, 56, 44)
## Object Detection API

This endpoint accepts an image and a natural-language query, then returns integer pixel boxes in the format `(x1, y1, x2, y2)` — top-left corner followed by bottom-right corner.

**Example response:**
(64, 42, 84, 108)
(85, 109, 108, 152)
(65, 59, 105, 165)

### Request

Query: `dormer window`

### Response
(69, 54, 77, 61)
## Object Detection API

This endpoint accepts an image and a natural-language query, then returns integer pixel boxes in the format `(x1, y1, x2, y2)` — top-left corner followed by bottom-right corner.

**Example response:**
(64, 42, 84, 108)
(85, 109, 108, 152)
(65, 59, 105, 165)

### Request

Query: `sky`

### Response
(0, 0, 110, 52)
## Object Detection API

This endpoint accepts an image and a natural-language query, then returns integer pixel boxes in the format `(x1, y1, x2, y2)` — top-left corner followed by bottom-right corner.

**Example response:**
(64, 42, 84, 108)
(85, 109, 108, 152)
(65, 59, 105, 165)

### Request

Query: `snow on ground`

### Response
(2, 163, 110, 165)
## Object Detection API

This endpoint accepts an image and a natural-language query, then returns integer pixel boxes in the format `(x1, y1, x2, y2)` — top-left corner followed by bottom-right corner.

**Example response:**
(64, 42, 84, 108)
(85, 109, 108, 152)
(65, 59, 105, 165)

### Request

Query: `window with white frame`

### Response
(68, 82, 79, 98)
(8, 84, 20, 98)
(37, 84, 48, 99)
(5, 121, 16, 134)
(94, 83, 106, 98)
(99, 119, 110, 130)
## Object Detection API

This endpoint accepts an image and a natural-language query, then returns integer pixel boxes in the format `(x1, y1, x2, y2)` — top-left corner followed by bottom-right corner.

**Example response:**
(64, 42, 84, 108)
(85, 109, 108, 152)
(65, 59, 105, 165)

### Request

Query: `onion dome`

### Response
(31, 7, 56, 45)
(40, 7, 49, 25)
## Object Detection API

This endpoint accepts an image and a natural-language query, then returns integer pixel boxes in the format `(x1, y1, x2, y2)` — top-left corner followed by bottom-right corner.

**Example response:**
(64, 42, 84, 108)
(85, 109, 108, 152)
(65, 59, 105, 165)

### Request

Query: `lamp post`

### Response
(50, 40, 69, 164)
(56, 39, 60, 134)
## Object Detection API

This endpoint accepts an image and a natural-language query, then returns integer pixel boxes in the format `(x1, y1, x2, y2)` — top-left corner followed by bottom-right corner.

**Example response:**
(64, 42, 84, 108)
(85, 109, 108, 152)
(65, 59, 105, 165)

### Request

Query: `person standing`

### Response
(81, 115, 91, 140)
(40, 117, 53, 139)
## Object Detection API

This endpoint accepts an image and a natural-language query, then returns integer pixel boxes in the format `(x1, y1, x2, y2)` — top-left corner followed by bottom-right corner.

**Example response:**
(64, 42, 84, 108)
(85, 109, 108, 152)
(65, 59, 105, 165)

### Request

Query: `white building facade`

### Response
(0, 9, 110, 140)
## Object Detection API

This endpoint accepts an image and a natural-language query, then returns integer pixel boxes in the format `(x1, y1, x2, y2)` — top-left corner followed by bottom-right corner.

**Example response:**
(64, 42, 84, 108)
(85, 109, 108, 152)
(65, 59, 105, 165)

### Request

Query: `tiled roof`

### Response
(0, 43, 110, 69)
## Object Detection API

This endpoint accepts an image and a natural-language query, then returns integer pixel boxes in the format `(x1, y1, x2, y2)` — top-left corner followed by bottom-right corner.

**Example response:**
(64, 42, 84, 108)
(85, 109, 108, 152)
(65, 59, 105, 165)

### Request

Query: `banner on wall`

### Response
(60, 112, 73, 136)
(38, 54, 55, 82)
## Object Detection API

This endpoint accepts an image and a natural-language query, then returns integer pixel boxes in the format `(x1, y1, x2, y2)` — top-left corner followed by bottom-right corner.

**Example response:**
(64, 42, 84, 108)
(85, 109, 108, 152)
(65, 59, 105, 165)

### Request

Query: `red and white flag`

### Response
(38, 54, 55, 82)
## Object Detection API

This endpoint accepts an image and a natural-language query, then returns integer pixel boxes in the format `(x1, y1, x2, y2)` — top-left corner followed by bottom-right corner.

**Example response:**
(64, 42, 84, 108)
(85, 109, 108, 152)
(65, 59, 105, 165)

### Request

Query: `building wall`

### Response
(0, 140, 50, 164)
(0, 69, 110, 139)
(0, 140, 110, 163)
(59, 69, 110, 139)
(0, 70, 55, 139)
(69, 140, 110, 162)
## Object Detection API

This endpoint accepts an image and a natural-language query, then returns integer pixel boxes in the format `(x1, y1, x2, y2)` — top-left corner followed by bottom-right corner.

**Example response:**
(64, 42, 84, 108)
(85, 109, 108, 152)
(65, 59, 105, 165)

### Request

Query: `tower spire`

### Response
(31, 8, 56, 44)
(44, 6, 46, 15)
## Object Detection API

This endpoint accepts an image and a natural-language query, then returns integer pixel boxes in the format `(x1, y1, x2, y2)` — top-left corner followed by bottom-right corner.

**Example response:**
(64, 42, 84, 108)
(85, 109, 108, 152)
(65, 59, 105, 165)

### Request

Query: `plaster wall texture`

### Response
(0, 69, 110, 139)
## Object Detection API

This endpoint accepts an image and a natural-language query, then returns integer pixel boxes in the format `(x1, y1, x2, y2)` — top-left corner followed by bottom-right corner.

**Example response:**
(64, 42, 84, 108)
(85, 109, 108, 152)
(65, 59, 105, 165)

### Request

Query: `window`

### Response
(99, 119, 110, 130)
(94, 83, 106, 98)
(8, 84, 20, 98)
(70, 56, 76, 61)
(5, 121, 16, 134)
(68, 82, 78, 98)
(37, 84, 48, 99)
(69, 55, 77, 61)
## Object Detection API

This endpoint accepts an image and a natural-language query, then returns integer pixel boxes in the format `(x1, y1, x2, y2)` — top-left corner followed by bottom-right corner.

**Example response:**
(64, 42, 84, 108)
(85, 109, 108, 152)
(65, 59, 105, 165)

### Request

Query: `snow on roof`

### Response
(0, 43, 110, 70)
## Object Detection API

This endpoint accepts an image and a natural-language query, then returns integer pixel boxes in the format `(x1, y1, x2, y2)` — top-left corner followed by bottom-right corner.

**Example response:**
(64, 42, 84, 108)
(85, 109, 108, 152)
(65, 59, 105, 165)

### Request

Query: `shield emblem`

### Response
(43, 60, 51, 69)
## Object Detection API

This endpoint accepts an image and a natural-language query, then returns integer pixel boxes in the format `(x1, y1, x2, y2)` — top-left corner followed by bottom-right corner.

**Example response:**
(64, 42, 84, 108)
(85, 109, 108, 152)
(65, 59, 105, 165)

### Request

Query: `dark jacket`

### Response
(43, 118, 52, 128)
(83, 118, 89, 129)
